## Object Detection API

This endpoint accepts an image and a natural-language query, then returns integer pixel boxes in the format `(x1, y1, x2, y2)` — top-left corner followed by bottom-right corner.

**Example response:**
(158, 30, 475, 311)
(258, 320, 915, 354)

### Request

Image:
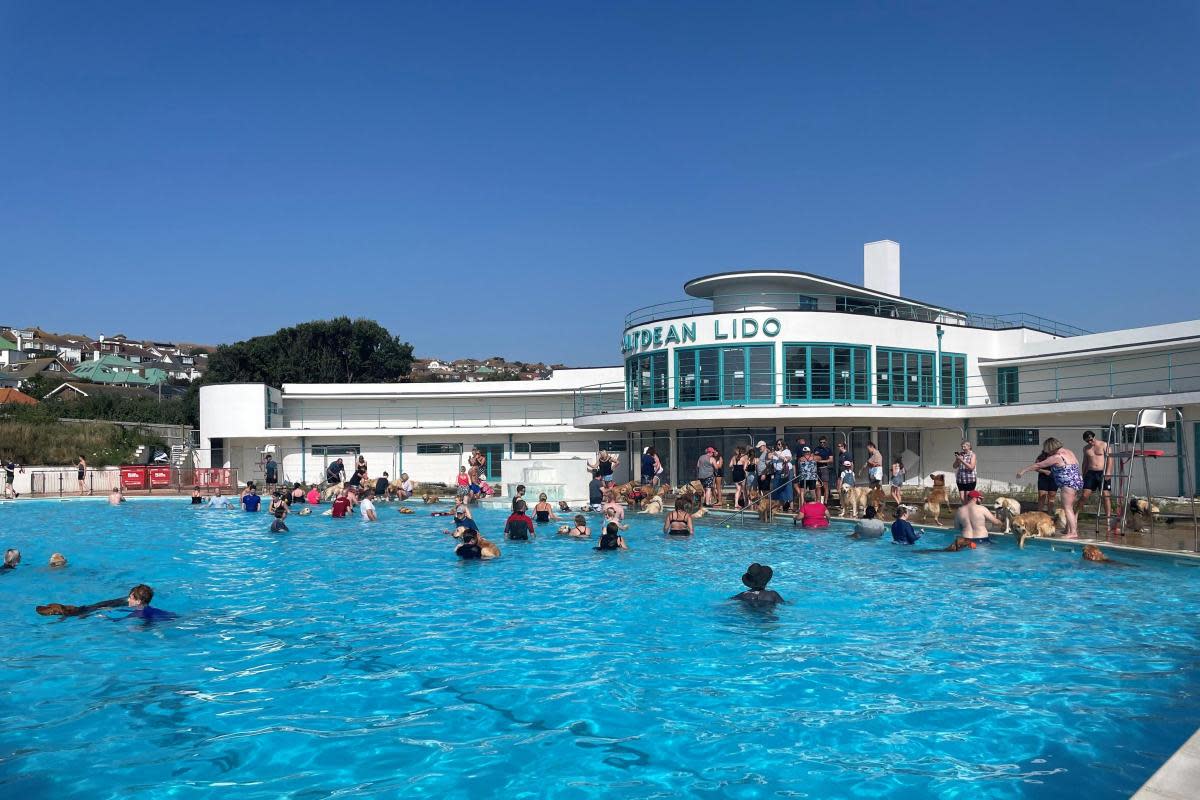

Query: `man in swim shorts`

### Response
(955, 490, 1000, 543)
(1080, 430, 1113, 520)
(263, 454, 278, 492)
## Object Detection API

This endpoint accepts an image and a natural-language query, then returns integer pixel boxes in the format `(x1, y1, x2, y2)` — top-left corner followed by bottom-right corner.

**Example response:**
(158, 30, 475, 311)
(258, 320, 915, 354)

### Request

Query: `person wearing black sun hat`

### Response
(732, 563, 784, 606)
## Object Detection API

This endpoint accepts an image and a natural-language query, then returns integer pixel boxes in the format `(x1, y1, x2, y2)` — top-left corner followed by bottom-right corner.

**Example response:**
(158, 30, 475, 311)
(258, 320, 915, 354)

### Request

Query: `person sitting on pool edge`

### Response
(847, 505, 886, 539)
(795, 491, 829, 529)
(732, 563, 784, 605)
(505, 500, 536, 540)
(890, 505, 921, 545)
(595, 522, 628, 551)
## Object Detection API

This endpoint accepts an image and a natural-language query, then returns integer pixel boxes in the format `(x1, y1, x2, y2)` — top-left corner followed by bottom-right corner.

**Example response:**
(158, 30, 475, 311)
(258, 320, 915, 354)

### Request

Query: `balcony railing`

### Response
(623, 292, 1091, 338)
(574, 346, 1200, 417)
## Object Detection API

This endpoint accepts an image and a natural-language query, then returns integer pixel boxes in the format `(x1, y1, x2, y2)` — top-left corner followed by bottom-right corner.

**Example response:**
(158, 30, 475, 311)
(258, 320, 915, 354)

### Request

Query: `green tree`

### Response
(205, 318, 413, 386)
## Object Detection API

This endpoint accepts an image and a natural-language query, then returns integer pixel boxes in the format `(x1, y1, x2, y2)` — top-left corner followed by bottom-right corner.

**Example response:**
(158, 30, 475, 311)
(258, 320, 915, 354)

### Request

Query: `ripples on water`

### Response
(1, 499, 1198, 798)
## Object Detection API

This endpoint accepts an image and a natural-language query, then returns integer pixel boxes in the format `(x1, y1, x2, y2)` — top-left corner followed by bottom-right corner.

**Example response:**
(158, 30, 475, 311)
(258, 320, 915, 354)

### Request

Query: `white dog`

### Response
(992, 497, 1022, 532)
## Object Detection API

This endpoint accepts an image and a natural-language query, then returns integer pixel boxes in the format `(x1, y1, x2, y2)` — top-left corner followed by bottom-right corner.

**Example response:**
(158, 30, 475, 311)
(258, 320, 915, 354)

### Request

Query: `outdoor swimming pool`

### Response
(1, 498, 1198, 798)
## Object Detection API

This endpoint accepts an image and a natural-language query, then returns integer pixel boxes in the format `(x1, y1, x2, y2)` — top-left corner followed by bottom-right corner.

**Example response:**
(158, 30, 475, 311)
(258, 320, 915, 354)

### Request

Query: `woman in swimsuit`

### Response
(533, 493, 557, 523)
(730, 446, 749, 509)
(663, 497, 694, 537)
(77, 456, 89, 495)
(560, 514, 590, 537)
(291, 483, 306, 504)
(1017, 438, 1083, 538)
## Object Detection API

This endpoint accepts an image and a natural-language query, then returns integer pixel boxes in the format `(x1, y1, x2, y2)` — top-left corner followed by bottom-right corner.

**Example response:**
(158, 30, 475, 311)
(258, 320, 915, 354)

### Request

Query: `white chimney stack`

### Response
(863, 240, 900, 296)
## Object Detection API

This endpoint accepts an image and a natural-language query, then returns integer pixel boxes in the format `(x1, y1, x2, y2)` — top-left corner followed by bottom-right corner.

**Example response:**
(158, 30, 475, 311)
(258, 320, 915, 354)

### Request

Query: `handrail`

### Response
(622, 292, 1091, 338)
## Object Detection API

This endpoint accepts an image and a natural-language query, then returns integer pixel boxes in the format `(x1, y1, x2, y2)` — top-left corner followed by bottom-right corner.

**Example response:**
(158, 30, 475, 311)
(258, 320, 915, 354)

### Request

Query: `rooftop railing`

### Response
(622, 292, 1091, 338)
(275, 398, 622, 430)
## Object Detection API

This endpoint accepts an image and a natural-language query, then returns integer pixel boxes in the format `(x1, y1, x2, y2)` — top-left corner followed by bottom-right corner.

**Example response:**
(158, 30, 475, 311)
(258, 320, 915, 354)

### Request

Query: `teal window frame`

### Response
(997, 366, 1019, 405)
(876, 347, 937, 405)
(624, 351, 668, 410)
(782, 343, 872, 404)
(940, 352, 968, 407)
(675, 345, 775, 407)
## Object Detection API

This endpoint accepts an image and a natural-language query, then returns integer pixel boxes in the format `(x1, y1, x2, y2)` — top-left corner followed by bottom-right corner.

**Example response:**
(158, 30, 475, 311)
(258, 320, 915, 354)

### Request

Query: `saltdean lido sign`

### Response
(622, 316, 782, 354)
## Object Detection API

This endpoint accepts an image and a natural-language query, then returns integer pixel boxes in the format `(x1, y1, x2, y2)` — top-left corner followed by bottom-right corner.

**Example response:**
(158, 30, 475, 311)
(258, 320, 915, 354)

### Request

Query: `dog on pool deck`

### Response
(922, 474, 950, 525)
(1010, 511, 1060, 548)
(1127, 497, 1161, 533)
(866, 486, 888, 519)
(992, 497, 1023, 532)
(641, 495, 664, 514)
(839, 485, 869, 519)
(757, 494, 775, 523)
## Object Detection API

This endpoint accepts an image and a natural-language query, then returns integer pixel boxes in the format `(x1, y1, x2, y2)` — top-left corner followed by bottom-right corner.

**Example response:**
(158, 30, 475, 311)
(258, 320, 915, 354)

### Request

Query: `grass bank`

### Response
(0, 414, 166, 467)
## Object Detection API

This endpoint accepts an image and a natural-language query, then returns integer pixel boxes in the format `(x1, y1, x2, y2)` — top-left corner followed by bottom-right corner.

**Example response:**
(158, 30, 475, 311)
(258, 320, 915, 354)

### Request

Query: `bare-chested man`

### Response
(955, 490, 1000, 542)
(1079, 430, 1113, 520)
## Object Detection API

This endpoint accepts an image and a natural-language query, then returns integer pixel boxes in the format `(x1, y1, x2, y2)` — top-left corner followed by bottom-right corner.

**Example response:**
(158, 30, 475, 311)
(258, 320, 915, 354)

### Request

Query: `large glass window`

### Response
(940, 353, 967, 406)
(783, 344, 870, 403)
(877, 348, 936, 405)
(676, 346, 774, 406)
(625, 351, 668, 410)
(997, 366, 1019, 405)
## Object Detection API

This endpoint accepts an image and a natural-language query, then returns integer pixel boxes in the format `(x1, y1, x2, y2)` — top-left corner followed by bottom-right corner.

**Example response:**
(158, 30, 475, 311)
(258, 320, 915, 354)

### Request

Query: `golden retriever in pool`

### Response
(1010, 511, 1058, 548)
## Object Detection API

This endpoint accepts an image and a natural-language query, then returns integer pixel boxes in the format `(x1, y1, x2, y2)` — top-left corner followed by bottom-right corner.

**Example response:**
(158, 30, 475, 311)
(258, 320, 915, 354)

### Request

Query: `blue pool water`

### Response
(1, 498, 1199, 799)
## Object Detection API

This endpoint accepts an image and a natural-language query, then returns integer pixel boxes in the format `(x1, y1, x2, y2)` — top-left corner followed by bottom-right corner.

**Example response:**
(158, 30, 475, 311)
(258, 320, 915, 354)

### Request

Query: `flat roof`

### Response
(682, 270, 965, 316)
(280, 366, 623, 398)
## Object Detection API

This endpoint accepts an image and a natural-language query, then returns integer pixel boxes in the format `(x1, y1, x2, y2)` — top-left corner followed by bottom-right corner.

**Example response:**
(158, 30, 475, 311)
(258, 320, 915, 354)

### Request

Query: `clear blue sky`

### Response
(2, 2, 1197, 365)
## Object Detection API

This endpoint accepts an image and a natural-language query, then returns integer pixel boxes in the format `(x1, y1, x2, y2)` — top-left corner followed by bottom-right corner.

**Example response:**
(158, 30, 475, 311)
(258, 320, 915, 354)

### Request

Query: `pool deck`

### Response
(692, 505, 1200, 563)
(1134, 728, 1200, 799)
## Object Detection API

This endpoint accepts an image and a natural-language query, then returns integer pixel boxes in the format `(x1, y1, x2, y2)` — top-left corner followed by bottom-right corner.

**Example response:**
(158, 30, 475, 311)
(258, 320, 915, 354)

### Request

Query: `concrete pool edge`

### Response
(692, 506, 1200, 563)
(1133, 727, 1200, 799)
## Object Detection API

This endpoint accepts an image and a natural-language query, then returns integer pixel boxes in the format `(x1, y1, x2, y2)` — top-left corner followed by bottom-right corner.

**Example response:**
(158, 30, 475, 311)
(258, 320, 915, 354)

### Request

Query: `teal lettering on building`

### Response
(622, 317, 779, 353)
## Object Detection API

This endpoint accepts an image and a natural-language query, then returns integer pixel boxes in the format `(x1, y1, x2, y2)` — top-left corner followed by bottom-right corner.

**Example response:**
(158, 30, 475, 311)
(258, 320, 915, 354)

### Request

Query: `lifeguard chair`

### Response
(1097, 408, 1197, 539)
